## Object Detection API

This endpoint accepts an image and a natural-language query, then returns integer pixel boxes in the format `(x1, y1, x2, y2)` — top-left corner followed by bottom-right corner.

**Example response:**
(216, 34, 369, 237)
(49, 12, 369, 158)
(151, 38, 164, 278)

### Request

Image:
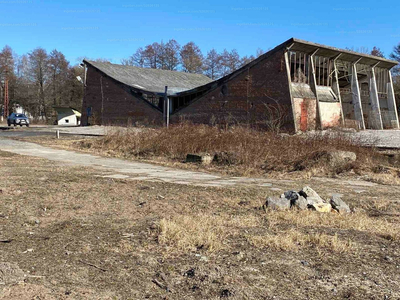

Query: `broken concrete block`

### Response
(265, 196, 290, 210)
(299, 186, 324, 204)
(186, 153, 213, 165)
(330, 195, 351, 213)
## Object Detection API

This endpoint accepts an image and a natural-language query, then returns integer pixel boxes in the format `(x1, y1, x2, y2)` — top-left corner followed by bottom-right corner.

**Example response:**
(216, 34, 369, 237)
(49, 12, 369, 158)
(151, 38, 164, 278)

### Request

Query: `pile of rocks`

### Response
(264, 186, 350, 213)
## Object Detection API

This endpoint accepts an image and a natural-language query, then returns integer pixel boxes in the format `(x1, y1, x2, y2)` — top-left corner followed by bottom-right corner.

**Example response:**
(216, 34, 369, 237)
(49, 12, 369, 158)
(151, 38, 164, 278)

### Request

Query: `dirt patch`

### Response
(0, 150, 399, 298)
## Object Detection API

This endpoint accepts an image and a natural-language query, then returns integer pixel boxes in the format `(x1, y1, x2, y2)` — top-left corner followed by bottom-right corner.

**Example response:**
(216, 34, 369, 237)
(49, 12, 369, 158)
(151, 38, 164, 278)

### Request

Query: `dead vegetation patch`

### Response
(265, 210, 400, 241)
(158, 214, 261, 253)
(73, 124, 394, 179)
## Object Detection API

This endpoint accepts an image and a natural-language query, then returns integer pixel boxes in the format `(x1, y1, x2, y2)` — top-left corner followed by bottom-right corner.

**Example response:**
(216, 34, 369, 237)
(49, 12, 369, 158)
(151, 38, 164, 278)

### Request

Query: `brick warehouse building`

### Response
(81, 38, 399, 132)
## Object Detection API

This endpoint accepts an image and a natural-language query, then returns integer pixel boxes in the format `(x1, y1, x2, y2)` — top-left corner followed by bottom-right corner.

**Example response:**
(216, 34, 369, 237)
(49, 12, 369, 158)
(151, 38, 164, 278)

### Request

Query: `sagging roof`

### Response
(84, 60, 213, 96)
(287, 38, 398, 69)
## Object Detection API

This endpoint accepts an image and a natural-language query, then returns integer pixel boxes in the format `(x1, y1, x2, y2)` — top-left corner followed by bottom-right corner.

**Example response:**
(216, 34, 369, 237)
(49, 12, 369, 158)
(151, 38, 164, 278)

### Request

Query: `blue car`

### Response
(7, 113, 30, 127)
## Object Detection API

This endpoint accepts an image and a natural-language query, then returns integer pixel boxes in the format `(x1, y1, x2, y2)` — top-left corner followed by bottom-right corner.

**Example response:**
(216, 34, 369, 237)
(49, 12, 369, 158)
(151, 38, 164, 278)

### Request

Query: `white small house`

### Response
(54, 107, 81, 126)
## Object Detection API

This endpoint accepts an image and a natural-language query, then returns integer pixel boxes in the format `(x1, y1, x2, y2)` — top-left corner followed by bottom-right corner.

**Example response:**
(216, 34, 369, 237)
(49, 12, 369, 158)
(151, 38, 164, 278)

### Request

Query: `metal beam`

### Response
(388, 71, 400, 129)
(368, 66, 383, 129)
(332, 54, 345, 126)
(284, 50, 298, 132)
(309, 48, 323, 129)
(350, 61, 365, 130)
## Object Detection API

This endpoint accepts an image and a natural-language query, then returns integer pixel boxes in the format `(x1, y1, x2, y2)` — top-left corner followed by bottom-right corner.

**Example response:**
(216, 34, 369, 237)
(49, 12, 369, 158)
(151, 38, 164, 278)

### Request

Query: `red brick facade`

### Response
(171, 49, 293, 128)
(82, 67, 162, 126)
(82, 49, 294, 130)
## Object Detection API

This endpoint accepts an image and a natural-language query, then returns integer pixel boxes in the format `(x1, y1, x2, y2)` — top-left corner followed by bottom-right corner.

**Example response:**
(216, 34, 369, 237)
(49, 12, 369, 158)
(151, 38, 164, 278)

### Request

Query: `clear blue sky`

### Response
(1, 0, 399, 65)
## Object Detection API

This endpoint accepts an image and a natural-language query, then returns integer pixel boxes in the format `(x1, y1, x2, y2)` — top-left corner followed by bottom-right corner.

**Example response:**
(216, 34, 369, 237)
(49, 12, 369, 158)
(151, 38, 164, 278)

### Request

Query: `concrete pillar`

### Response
(284, 49, 298, 132)
(309, 51, 322, 129)
(367, 66, 383, 129)
(387, 70, 400, 129)
(350, 61, 365, 130)
(332, 55, 345, 126)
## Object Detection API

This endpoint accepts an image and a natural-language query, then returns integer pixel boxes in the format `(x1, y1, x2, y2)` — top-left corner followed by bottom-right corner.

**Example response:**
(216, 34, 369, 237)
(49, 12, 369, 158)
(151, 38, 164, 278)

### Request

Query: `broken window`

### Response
(289, 51, 309, 84)
(289, 51, 335, 87)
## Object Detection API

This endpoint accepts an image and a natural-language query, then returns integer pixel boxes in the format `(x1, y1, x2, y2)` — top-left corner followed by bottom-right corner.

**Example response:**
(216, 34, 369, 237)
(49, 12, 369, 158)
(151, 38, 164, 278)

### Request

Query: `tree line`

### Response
(121, 40, 266, 80)
(0, 40, 399, 120)
(0, 46, 83, 120)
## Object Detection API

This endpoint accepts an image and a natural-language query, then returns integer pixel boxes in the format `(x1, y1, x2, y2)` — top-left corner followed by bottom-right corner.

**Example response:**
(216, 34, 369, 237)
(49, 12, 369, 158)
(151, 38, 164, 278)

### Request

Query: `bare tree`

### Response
(180, 42, 203, 73)
(240, 55, 255, 67)
(203, 49, 222, 79)
(28, 48, 49, 119)
(164, 39, 181, 71)
(256, 48, 264, 58)
(48, 49, 70, 106)
(121, 47, 146, 67)
(0, 45, 14, 77)
(220, 49, 241, 76)
(370, 46, 385, 58)
(0, 46, 16, 115)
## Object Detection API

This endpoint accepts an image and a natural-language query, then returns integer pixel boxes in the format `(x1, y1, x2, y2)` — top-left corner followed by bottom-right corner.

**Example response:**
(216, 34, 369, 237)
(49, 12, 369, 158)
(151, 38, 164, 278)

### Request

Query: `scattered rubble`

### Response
(264, 186, 351, 213)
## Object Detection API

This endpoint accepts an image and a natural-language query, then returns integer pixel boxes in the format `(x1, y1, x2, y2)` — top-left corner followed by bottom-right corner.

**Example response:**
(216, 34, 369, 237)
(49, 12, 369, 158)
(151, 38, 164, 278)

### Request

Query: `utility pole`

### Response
(163, 86, 169, 127)
(3, 66, 9, 119)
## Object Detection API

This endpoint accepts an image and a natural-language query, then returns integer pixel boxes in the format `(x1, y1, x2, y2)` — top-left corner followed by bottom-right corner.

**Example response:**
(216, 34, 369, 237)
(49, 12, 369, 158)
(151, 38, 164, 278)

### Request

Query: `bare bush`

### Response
(77, 123, 382, 176)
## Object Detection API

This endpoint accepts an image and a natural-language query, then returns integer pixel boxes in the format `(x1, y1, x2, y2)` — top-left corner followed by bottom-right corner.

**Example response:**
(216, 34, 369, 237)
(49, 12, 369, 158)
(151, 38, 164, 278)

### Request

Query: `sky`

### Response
(0, 0, 399, 65)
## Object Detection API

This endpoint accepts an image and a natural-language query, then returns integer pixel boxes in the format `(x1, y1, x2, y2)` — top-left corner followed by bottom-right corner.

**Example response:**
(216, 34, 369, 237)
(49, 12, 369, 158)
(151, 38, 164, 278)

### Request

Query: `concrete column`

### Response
(387, 70, 400, 129)
(284, 49, 298, 132)
(332, 55, 345, 126)
(350, 61, 365, 130)
(309, 51, 322, 129)
(368, 66, 383, 129)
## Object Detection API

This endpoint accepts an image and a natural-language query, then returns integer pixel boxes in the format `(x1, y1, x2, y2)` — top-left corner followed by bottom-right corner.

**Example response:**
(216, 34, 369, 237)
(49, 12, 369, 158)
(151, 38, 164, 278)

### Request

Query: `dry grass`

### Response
(158, 214, 261, 253)
(265, 210, 400, 241)
(248, 231, 352, 253)
(157, 209, 399, 255)
(76, 123, 384, 177)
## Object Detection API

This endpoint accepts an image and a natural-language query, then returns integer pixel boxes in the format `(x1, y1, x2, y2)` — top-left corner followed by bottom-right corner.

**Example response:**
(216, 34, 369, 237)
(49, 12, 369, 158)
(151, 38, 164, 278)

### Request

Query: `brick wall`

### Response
(82, 49, 294, 130)
(171, 49, 294, 130)
(81, 66, 162, 126)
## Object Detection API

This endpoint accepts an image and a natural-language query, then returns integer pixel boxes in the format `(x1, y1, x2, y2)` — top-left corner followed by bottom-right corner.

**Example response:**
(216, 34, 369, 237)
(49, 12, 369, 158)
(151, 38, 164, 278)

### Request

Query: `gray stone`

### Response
(330, 195, 351, 213)
(265, 196, 290, 210)
(293, 196, 308, 210)
(283, 191, 299, 202)
(300, 186, 324, 203)
(186, 153, 213, 165)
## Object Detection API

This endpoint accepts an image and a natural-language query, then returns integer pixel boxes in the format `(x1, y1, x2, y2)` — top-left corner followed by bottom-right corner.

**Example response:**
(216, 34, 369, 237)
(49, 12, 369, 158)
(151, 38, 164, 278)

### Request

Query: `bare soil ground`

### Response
(0, 150, 399, 299)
